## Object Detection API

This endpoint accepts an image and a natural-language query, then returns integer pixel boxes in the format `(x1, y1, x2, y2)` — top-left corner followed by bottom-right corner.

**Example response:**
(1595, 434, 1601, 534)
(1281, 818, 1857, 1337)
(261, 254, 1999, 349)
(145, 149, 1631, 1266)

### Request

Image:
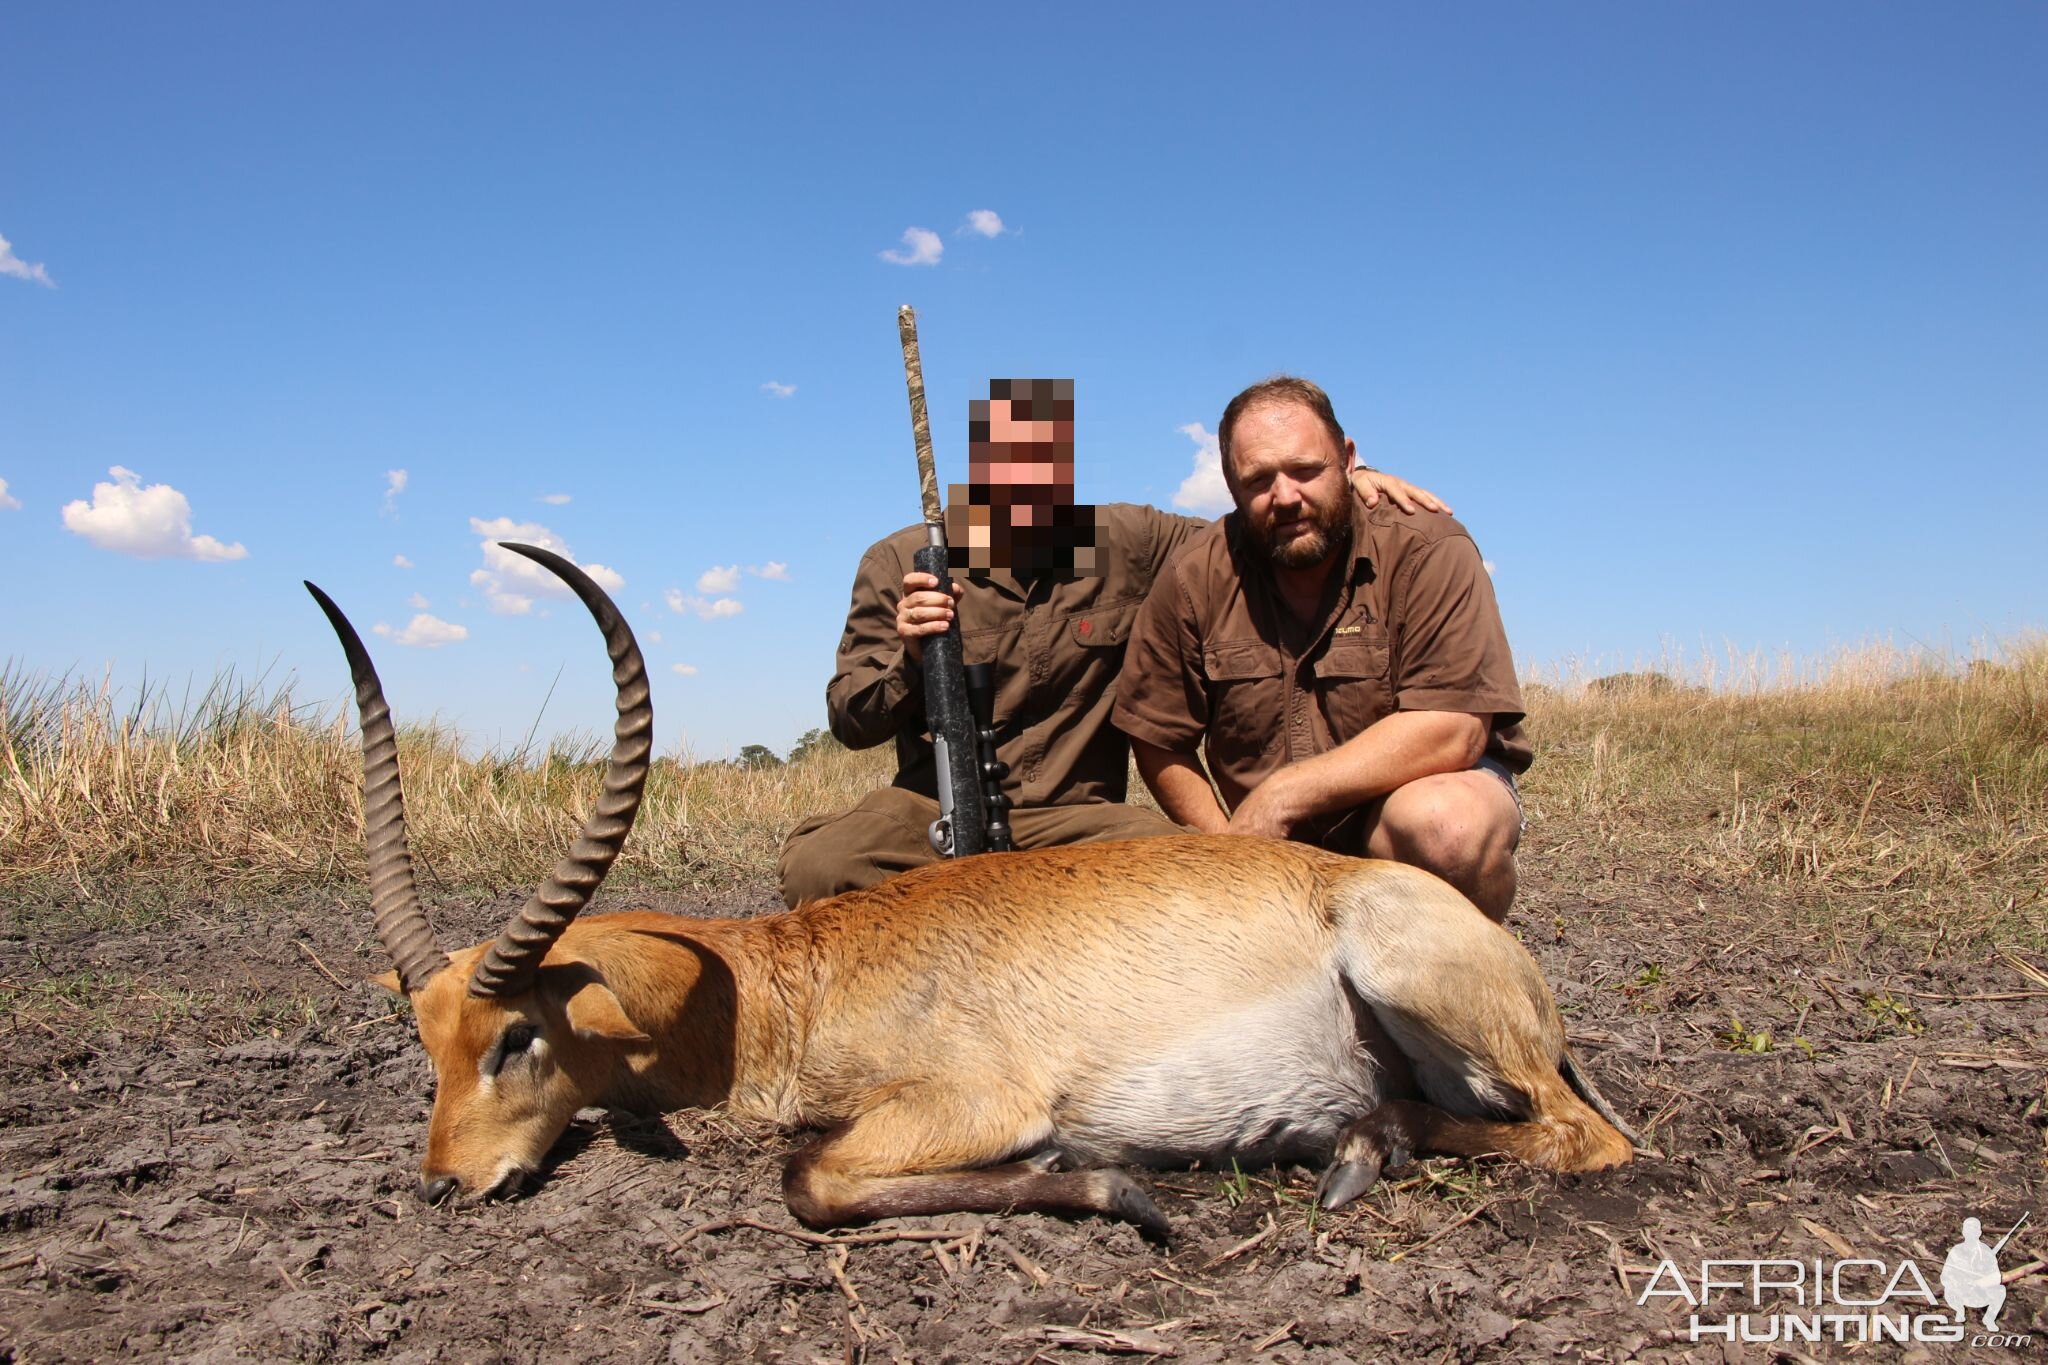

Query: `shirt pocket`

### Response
(1314, 635, 1392, 742)
(1069, 606, 1135, 652)
(1055, 602, 1138, 711)
(1203, 638, 1287, 760)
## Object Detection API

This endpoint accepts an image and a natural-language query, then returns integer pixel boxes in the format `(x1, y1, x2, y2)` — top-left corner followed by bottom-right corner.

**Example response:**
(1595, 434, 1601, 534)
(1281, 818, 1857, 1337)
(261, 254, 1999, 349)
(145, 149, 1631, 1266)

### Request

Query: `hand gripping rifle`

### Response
(896, 305, 1012, 857)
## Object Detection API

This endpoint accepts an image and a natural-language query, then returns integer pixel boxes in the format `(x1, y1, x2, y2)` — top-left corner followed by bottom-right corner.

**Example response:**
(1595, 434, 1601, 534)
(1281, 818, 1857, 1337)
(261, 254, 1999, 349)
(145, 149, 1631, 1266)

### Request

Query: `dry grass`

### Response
(3, 641, 2042, 943)
(0, 665, 893, 901)
(1522, 637, 2047, 946)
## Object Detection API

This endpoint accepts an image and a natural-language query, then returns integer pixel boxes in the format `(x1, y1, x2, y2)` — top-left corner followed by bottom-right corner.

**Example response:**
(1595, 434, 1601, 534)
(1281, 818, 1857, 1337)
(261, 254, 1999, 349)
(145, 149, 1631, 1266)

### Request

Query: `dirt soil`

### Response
(3, 860, 2044, 1363)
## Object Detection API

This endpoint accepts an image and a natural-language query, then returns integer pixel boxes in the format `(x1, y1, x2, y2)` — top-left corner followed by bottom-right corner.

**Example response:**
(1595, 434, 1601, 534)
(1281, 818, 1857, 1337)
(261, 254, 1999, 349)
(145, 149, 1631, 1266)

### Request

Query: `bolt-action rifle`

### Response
(896, 306, 1012, 857)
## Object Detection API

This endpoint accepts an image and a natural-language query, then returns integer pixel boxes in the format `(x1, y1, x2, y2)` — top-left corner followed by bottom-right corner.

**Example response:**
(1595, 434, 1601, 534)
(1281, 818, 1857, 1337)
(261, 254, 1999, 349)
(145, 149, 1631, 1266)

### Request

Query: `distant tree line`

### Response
(728, 727, 845, 770)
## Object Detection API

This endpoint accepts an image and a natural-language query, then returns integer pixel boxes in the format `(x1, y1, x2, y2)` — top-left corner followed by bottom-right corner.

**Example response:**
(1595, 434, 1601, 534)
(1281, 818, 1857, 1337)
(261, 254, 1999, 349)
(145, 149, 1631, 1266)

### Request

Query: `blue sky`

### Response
(4, 4, 2043, 758)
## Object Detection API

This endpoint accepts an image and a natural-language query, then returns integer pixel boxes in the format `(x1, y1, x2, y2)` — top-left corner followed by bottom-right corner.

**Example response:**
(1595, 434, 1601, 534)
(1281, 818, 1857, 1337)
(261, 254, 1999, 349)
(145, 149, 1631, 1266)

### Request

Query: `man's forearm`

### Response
(1131, 738, 1230, 833)
(1262, 711, 1488, 826)
(826, 648, 922, 749)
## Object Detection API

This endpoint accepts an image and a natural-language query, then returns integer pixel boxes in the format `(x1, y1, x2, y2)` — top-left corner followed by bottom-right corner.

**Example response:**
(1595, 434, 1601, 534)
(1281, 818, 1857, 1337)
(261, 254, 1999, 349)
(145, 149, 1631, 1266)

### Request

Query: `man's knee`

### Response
(777, 819, 842, 908)
(1371, 771, 1519, 883)
(778, 788, 939, 907)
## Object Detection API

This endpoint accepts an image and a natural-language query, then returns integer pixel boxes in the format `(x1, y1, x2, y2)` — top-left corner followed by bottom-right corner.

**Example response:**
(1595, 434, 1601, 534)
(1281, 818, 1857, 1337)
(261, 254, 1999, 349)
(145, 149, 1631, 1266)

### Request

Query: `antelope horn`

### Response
(304, 581, 451, 994)
(469, 543, 653, 998)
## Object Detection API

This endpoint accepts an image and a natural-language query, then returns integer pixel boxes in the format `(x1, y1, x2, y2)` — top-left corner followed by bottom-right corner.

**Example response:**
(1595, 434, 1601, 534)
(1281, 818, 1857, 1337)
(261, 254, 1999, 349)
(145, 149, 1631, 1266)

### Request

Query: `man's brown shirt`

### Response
(828, 503, 1208, 807)
(1114, 490, 1530, 818)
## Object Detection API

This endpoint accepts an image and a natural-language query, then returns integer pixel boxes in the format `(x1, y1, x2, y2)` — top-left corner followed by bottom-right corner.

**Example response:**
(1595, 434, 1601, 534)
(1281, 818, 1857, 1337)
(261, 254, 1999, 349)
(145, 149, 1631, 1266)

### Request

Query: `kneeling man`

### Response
(1113, 377, 1529, 919)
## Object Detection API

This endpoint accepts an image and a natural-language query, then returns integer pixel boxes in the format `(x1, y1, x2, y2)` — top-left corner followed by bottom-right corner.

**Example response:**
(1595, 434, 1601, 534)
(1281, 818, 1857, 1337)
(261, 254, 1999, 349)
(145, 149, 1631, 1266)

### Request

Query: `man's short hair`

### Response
(1217, 377, 1346, 487)
(970, 379, 1075, 441)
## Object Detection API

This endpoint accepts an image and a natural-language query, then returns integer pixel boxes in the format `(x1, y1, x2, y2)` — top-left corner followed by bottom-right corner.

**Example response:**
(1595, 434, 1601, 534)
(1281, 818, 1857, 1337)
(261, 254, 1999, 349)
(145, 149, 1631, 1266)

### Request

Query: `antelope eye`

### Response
(490, 1023, 539, 1074)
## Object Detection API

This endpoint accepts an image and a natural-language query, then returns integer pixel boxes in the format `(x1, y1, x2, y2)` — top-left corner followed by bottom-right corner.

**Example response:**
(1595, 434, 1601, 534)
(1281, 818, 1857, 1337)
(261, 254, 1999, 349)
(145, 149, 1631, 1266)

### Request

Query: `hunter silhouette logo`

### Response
(1945, 1213, 2025, 1331)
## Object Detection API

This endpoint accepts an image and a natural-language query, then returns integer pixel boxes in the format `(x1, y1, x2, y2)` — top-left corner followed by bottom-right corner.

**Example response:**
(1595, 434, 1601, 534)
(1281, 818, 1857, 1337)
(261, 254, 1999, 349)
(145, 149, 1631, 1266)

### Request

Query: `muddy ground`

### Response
(2, 857, 2044, 1363)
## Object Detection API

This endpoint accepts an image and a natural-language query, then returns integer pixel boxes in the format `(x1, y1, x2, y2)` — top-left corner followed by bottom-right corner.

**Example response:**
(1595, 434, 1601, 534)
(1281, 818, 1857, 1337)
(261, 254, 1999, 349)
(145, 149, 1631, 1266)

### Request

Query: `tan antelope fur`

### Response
(309, 544, 1634, 1239)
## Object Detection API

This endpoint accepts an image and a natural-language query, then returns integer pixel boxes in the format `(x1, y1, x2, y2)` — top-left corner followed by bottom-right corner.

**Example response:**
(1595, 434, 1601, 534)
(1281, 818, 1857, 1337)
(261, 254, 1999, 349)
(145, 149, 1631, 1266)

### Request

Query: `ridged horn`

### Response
(304, 581, 451, 994)
(469, 543, 653, 998)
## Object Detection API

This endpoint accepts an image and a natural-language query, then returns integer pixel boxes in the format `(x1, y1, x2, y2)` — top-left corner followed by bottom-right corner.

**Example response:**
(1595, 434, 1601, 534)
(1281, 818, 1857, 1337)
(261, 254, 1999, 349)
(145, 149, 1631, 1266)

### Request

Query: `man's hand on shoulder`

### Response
(1351, 466, 1451, 516)
(896, 570, 964, 666)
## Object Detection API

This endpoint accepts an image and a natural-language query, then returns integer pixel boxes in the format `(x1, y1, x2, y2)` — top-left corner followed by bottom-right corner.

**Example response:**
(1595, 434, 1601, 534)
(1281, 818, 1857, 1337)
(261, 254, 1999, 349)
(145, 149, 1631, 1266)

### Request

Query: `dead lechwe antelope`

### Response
(307, 543, 1635, 1239)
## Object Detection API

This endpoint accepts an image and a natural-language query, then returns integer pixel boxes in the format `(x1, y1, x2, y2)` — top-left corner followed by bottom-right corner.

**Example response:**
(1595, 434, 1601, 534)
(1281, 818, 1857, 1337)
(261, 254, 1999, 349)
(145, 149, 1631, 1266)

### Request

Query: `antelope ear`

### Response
(372, 970, 404, 996)
(555, 969, 651, 1044)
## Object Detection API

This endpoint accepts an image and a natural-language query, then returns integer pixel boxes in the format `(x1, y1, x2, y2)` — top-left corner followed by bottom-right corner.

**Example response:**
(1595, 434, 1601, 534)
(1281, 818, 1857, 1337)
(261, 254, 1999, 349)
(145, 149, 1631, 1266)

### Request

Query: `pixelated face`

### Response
(967, 379, 1075, 527)
(950, 379, 1097, 576)
(1226, 400, 1356, 571)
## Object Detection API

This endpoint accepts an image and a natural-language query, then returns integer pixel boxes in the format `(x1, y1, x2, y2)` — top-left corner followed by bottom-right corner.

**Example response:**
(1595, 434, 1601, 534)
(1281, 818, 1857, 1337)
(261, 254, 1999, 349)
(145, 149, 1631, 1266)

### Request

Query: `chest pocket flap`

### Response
(1204, 639, 1284, 682)
(1069, 606, 1136, 649)
(1314, 639, 1389, 683)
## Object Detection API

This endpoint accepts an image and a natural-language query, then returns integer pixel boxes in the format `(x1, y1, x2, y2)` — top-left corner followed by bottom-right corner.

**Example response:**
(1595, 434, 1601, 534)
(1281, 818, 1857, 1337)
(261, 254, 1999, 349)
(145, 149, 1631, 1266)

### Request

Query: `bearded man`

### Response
(1113, 376, 1528, 919)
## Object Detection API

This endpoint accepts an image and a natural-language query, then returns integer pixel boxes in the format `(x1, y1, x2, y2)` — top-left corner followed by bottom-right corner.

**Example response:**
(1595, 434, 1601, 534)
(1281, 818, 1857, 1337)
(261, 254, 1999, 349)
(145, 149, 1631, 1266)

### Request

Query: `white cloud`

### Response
(382, 469, 408, 515)
(761, 381, 796, 398)
(467, 516, 624, 615)
(393, 553, 414, 569)
(670, 663, 699, 677)
(645, 629, 663, 644)
(664, 587, 744, 620)
(408, 591, 430, 609)
(372, 613, 468, 648)
(749, 561, 791, 582)
(0, 478, 19, 511)
(1171, 423, 1232, 516)
(880, 226, 943, 267)
(697, 564, 741, 594)
(963, 209, 1005, 238)
(60, 466, 248, 561)
(1482, 559, 1498, 576)
(537, 492, 572, 505)
(0, 233, 54, 288)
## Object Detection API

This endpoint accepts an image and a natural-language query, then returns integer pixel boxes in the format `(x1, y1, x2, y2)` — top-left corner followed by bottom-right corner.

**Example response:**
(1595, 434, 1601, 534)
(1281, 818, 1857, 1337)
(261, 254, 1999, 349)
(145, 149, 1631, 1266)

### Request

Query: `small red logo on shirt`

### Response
(1078, 620, 1093, 636)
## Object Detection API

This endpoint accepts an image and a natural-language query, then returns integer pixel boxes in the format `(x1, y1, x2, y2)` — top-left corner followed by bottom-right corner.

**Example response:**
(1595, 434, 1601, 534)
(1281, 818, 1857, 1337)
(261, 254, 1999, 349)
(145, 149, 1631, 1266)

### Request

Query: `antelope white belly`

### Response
(1053, 982, 1381, 1169)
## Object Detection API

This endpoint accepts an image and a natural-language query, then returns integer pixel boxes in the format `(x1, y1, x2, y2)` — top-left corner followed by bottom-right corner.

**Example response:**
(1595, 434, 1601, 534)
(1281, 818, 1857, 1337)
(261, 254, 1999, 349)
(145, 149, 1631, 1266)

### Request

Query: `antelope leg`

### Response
(780, 1089, 1168, 1241)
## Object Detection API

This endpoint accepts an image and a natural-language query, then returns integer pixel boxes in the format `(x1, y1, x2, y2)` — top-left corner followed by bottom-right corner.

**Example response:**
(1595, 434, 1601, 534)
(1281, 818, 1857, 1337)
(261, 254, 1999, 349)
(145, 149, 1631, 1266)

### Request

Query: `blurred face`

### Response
(969, 397, 1074, 529)
(1226, 402, 1356, 570)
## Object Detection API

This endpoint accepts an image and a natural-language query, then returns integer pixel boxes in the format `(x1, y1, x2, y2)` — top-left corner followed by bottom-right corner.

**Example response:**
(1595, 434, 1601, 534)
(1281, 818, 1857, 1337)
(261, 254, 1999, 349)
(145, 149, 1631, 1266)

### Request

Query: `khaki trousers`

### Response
(777, 788, 1185, 907)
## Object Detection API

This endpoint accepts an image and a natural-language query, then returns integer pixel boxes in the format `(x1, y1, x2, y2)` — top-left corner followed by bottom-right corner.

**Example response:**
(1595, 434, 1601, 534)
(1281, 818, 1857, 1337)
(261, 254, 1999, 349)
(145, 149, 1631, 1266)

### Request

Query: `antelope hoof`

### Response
(1100, 1169, 1171, 1243)
(1319, 1108, 1417, 1209)
(1018, 1146, 1067, 1174)
(1315, 1155, 1383, 1211)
